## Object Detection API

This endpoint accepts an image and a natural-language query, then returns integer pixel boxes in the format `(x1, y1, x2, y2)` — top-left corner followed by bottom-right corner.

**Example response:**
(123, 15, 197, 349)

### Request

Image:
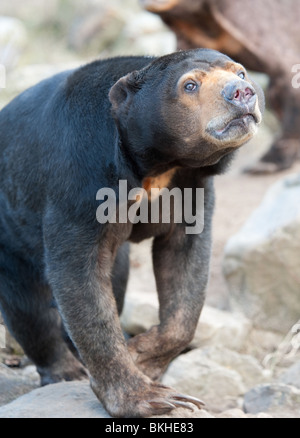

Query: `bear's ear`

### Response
(109, 71, 143, 116)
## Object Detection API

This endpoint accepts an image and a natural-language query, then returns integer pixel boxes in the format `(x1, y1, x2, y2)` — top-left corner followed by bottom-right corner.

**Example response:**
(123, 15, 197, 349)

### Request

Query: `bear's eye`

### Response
(184, 81, 198, 93)
(238, 71, 246, 80)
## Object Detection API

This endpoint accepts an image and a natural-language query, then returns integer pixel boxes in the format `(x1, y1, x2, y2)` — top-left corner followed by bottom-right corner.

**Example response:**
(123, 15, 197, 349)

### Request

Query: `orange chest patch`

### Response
(142, 168, 177, 197)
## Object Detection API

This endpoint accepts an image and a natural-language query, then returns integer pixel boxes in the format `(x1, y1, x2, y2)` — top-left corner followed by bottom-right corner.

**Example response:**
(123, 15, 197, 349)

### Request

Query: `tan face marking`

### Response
(175, 63, 262, 148)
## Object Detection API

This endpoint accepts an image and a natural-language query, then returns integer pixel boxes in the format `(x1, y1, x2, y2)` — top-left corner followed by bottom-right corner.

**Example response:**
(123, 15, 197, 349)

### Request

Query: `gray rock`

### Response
(223, 173, 300, 333)
(68, 0, 175, 56)
(120, 291, 159, 336)
(153, 408, 215, 419)
(0, 380, 213, 418)
(244, 383, 300, 418)
(0, 381, 110, 418)
(0, 16, 28, 69)
(68, 2, 125, 52)
(121, 12, 176, 56)
(0, 0, 59, 23)
(279, 362, 300, 389)
(196, 346, 270, 390)
(1, 311, 24, 354)
(5, 62, 81, 97)
(162, 348, 246, 412)
(244, 328, 283, 361)
(162, 346, 271, 413)
(218, 408, 273, 418)
(192, 306, 252, 352)
(0, 363, 39, 407)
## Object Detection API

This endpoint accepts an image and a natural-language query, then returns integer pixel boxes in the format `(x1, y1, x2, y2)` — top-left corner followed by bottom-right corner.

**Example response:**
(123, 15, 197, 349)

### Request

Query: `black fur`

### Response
(0, 49, 263, 417)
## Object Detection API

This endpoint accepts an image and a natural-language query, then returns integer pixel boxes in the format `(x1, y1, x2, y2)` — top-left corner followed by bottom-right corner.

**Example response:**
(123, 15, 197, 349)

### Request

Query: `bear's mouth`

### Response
(204, 111, 261, 147)
(214, 114, 258, 137)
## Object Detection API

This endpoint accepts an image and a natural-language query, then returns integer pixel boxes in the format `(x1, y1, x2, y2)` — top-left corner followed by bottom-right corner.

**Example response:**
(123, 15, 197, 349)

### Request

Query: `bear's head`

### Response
(109, 49, 264, 174)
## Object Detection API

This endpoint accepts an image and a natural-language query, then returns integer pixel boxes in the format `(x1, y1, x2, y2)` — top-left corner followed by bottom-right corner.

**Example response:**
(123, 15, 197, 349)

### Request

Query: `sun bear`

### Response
(0, 49, 264, 417)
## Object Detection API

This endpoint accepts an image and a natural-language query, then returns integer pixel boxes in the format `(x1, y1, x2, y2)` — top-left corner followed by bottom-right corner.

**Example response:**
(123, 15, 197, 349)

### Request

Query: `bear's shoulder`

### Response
(64, 56, 156, 99)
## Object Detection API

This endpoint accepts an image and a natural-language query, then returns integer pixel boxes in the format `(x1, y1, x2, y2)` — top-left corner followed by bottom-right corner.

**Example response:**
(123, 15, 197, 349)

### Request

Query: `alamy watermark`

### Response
(292, 64, 300, 89)
(96, 180, 205, 235)
(0, 64, 6, 89)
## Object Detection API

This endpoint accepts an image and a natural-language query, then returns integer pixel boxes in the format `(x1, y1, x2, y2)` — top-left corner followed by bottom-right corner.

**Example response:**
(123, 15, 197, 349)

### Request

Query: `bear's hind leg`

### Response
(0, 247, 87, 386)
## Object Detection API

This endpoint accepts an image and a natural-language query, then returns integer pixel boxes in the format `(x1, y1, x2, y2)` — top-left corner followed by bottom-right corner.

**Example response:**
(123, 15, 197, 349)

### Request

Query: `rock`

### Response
(153, 408, 215, 419)
(0, 380, 213, 418)
(0, 0, 59, 23)
(5, 62, 81, 97)
(3, 331, 24, 356)
(192, 306, 252, 352)
(218, 408, 273, 418)
(162, 346, 270, 413)
(68, 0, 175, 56)
(218, 408, 249, 418)
(0, 16, 28, 69)
(244, 383, 300, 418)
(68, 2, 125, 52)
(1, 311, 24, 355)
(121, 293, 159, 336)
(0, 62, 82, 111)
(223, 173, 300, 334)
(162, 348, 246, 412)
(279, 362, 300, 389)
(0, 381, 110, 418)
(121, 12, 176, 56)
(195, 346, 270, 390)
(1, 312, 24, 355)
(244, 328, 283, 361)
(0, 363, 39, 407)
(121, 241, 159, 334)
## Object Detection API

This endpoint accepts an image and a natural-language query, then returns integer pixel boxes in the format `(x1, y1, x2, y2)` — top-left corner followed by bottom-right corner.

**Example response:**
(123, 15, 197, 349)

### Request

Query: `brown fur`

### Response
(166, 18, 243, 55)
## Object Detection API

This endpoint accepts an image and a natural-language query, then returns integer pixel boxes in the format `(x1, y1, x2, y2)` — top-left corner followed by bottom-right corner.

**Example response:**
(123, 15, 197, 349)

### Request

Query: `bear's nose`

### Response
(222, 80, 256, 110)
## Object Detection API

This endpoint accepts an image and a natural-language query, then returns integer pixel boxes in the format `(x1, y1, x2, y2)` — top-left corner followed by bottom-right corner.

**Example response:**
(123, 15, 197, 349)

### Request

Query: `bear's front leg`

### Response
(43, 210, 203, 417)
(128, 191, 213, 381)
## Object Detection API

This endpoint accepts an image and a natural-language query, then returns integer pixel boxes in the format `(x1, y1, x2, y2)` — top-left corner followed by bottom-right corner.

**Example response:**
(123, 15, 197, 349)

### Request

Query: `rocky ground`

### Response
(0, 0, 300, 419)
